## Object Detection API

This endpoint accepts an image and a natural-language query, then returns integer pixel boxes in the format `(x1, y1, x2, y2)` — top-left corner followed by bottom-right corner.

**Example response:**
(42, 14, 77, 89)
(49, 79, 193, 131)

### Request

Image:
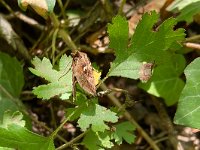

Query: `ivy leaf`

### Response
(112, 121, 136, 145)
(17, 0, 56, 19)
(0, 52, 24, 119)
(174, 58, 200, 129)
(139, 54, 186, 106)
(82, 130, 113, 150)
(0, 111, 55, 150)
(166, 0, 200, 11)
(78, 101, 118, 132)
(29, 55, 72, 100)
(176, 2, 200, 23)
(167, 0, 200, 23)
(107, 12, 185, 105)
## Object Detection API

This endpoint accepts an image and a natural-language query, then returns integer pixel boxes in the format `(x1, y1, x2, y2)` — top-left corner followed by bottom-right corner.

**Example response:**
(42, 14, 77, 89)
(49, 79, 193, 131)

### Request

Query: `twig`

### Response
(151, 96, 178, 150)
(59, 29, 77, 53)
(183, 42, 200, 50)
(1, 1, 44, 30)
(185, 35, 200, 42)
(100, 83, 160, 150)
(57, 0, 66, 18)
(56, 131, 88, 150)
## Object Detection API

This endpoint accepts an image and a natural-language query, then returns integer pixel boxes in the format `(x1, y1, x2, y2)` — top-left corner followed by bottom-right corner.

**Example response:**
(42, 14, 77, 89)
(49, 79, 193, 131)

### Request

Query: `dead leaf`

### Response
(139, 62, 154, 83)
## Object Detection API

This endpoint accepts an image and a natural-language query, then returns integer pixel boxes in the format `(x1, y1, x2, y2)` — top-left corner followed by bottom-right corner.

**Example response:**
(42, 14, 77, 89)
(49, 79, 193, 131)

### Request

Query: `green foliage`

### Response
(0, 111, 55, 150)
(0, 147, 14, 150)
(81, 121, 136, 150)
(29, 55, 72, 100)
(107, 12, 186, 105)
(167, 0, 200, 23)
(0, 52, 24, 119)
(174, 58, 200, 129)
(167, 0, 200, 10)
(66, 94, 118, 132)
(112, 121, 135, 145)
(78, 101, 118, 132)
(82, 130, 114, 150)
(17, 0, 56, 18)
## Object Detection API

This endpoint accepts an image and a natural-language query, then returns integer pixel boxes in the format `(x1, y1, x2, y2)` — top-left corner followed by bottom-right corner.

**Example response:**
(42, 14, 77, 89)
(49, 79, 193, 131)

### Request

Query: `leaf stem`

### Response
(100, 83, 160, 150)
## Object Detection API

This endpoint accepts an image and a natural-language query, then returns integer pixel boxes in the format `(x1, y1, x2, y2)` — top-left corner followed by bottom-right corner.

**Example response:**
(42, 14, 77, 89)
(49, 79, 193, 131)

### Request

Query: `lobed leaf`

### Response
(78, 101, 118, 132)
(107, 12, 186, 105)
(29, 55, 72, 100)
(82, 130, 113, 150)
(112, 121, 136, 145)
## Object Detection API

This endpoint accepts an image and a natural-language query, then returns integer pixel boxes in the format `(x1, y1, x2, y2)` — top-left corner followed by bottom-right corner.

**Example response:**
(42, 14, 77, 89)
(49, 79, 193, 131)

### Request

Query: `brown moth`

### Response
(139, 61, 155, 83)
(72, 51, 96, 96)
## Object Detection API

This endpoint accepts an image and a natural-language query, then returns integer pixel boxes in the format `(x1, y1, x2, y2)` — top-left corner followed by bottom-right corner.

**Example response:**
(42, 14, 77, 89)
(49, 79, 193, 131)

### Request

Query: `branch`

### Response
(100, 83, 160, 150)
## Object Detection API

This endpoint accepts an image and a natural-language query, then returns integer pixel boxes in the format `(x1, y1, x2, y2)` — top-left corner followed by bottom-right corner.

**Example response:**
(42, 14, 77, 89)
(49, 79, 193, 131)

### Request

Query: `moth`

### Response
(72, 51, 96, 97)
(139, 61, 155, 83)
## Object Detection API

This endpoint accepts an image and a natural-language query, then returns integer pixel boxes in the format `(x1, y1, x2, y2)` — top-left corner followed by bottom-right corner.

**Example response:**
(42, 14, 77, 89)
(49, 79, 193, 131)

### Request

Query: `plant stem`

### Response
(118, 0, 126, 15)
(100, 83, 160, 150)
(151, 96, 178, 150)
(56, 131, 88, 150)
(184, 42, 200, 50)
(59, 29, 77, 53)
(50, 112, 74, 139)
(49, 13, 77, 53)
(57, 0, 66, 18)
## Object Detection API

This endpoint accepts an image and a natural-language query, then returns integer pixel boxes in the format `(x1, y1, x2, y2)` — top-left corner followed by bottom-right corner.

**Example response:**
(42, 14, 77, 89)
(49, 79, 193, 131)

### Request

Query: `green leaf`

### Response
(112, 121, 135, 145)
(167, 0, 200, 11)
(139, 54, 186, 105)
(0, 52, 24, 119)
(17, 0, 56, 19)
(0, 111, 25, 129)
(0, 147, 14, 150)
(174, 58, 200, 129)
(167, 0, 200, 23)
(82, 130, 114, 150)
(29, 55, 72, 100)
(107, 12, 185, 105)
(78, 101, 118, 132)
(0, 111, 55, 150)
(177, 2, 200, 23)
(66, 93, 88, 121)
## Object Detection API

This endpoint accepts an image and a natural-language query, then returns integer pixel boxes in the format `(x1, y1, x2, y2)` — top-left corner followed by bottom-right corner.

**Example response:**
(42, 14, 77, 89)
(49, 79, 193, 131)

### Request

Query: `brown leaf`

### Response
(139, 62, 154, 83)
(72, 51, 96, 96)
